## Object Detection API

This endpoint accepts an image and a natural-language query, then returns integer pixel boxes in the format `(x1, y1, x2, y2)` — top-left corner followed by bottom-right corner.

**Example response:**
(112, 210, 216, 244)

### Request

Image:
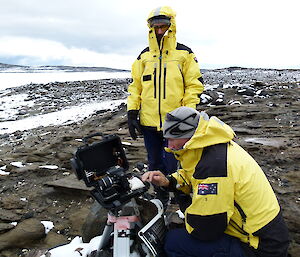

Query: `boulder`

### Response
(0, 218, 45, 250)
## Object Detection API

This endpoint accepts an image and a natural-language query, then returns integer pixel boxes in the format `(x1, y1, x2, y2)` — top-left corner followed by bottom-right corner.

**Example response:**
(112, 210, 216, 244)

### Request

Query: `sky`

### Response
(0, 0, 299, 70)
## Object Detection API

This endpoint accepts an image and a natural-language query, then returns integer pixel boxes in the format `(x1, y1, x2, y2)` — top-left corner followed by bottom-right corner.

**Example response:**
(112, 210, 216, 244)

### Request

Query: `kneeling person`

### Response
(142, 106, 290, 257)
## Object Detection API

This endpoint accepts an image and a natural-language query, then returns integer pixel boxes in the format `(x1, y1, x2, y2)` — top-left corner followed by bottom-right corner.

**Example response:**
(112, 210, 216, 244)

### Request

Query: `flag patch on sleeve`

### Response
(198, 183, 218, 195)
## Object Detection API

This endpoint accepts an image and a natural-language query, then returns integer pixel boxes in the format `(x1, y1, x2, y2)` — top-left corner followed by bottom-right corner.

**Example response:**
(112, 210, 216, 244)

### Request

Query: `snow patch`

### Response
(0, 99, 125, 135)
(10, 161, 25, 168)
(41, 221, 54, 234)
(39, 165, 59, 170)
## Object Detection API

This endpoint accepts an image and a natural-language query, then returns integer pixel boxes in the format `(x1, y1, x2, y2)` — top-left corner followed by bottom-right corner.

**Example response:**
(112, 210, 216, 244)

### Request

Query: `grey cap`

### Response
(163, 107, 200, 139)
(148, 15, 171, 27)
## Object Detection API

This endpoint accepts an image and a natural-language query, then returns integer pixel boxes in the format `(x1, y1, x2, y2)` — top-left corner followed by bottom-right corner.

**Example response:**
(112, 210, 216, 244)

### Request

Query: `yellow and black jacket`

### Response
(127, 6, 204, 130)
(166, 113, 289, 256)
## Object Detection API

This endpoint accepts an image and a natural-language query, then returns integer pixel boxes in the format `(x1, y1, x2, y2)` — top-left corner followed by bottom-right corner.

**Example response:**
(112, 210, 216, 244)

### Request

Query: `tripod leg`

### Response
(113, 229, 131, 257)
(96, 223, 113, 256)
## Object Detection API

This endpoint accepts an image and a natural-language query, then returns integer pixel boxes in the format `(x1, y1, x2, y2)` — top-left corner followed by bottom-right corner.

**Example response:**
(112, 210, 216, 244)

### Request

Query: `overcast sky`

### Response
(0, 0, 299, 70)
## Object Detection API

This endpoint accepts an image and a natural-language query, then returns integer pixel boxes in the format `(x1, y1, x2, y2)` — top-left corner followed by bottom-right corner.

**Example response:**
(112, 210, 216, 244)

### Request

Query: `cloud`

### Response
(0, 0, 299, 69)
(0, 36, 134, 69)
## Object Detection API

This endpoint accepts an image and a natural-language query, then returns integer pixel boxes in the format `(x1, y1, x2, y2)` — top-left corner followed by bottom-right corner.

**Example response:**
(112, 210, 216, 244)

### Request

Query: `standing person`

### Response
(127, 6, 204, 208)
(142, 107, 290, 257)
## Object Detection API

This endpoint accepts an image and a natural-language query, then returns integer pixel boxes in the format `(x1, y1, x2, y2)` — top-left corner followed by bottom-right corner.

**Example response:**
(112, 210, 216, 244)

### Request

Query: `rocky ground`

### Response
(0, 68, 299, 256)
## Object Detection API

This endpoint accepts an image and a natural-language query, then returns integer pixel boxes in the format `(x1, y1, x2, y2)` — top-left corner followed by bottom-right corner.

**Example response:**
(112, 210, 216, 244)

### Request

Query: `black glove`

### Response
(127, 110, 142, 140)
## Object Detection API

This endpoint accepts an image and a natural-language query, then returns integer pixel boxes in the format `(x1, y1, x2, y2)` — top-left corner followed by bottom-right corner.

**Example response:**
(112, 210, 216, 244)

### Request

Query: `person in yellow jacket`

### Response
(142, 107, 290, 257)
(127, 6, 204, 207)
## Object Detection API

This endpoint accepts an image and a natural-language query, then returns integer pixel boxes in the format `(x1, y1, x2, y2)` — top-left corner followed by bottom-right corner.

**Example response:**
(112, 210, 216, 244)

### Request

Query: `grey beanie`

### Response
(148, 15, 171, 27)
(163, 107, 200, 139)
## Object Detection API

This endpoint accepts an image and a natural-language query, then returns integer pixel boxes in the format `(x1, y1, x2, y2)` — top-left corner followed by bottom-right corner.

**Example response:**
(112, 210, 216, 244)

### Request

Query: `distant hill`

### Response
(0, 62, 130, 73)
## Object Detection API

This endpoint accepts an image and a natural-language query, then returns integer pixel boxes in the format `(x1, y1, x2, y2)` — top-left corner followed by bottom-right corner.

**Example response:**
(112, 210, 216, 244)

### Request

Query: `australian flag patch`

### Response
(198, 183, 218, 195)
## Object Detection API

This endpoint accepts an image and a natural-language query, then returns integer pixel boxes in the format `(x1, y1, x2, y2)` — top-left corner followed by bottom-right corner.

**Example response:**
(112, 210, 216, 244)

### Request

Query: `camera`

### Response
(71, 133, 129, 187)
(71, 133, 148, 210)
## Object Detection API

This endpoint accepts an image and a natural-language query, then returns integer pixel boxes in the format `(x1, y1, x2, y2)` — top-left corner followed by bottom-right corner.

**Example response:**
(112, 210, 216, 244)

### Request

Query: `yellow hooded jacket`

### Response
(166, 113, 284, 251)
(127, 6, 204, 130)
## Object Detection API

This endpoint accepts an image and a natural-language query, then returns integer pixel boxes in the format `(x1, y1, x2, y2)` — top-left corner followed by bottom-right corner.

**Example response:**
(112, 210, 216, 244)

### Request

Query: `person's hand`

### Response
(127, 110, 142, 140)
(142, 171, 170, 187)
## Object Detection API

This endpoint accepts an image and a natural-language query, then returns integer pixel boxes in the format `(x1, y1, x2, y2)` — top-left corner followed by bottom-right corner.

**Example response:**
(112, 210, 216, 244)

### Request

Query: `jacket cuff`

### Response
(164, 175, 178, 192)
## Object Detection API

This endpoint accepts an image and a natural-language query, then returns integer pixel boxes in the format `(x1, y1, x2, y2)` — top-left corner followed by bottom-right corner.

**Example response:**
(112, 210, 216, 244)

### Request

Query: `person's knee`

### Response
(164, 230, 246, 257)
(164, 229, 186, 253)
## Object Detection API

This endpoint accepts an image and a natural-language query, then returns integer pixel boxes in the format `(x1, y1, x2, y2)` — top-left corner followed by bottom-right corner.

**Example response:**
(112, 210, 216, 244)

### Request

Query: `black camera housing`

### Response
(71, 133, 148, 210)
(71, 133, 129, 187)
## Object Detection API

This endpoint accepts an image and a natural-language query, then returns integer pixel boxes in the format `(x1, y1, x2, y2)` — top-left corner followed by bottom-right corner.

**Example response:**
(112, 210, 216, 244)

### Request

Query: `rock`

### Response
(237, 86, 256, 96)
(20, 248, 49, 257)
(0, 223, 15, 234)
(43, 230, 69, 249)
(68, 207, 91, 236)
(55, 151, 73, 162)
(252, 81, 266, 87)
(44, 173, 91, 192)
(0, 218, 45, 250)
(81, 201, 108, 243)
(1, 195, 28, 209)
(0, 209, 22, 222)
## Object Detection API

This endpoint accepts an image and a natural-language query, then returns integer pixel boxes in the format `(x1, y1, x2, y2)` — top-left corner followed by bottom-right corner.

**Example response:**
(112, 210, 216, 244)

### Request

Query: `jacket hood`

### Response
(147, 6, 176, 30)
(185, 112, 235, 150)
(147, 6, 176, 50)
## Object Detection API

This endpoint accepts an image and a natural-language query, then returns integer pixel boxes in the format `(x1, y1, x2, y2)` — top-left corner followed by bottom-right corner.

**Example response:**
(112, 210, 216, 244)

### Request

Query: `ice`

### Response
(0, 71, 130, 90)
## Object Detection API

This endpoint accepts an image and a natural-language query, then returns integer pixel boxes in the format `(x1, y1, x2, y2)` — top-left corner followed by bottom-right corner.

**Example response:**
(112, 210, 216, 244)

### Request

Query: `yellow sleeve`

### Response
(171, 169, 192, 195)
(182, 53, 204, 108)
(127, 58, 143, 111)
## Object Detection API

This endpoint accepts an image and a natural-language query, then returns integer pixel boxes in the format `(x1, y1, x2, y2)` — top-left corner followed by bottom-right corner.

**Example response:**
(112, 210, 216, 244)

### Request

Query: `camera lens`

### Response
(97, 176, 114, 191)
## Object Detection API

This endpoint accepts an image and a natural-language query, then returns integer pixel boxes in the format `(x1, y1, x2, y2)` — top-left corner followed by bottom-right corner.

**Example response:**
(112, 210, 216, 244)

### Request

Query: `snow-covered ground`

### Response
(0, 99, 125, 134)
(1, 67, 299, 136)
(0, 70, 130, 134)
(41, 235, 103, 257)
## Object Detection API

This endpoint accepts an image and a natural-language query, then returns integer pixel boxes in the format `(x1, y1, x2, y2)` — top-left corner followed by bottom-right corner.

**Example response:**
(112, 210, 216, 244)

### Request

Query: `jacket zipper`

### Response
(178, 64, 184, 86)
(229, 219, 249, 236)
(153, 63, 157, 98)
(158, 50, 162, 128)
(233, 201, 250, 243)
(234, 201, 247, 229)
(163, 63, 167, 99)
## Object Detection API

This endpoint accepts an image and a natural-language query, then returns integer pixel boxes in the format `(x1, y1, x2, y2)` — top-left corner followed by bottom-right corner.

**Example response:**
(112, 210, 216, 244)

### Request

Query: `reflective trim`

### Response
(163, 63, 167, 99)
(153, 7, 161, 17)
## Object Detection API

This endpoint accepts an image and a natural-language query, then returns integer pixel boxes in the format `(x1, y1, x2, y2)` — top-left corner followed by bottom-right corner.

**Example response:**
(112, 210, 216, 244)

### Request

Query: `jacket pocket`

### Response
(142, 74, 151, 81)
(163, 63, 167, 99)
(186, 212, 227, 240)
